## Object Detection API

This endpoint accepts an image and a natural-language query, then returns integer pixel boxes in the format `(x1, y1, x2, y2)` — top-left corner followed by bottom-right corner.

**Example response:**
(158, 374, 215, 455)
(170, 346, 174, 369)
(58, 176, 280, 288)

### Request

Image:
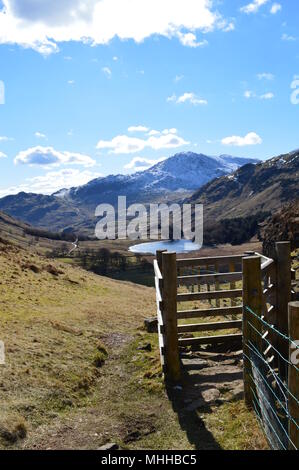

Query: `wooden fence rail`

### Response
(154, 241, 298, 449)
(154, 250, 247, 381)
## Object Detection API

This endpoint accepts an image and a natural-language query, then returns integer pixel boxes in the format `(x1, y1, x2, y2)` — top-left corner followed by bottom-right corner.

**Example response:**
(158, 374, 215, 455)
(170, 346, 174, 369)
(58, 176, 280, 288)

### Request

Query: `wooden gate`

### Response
(154, 243, 294, 382)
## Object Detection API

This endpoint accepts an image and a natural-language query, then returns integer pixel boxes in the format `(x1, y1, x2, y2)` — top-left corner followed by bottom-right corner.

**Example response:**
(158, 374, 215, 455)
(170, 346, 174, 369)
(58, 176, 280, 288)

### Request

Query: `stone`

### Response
(144, 317, 158, 333)
(98, 443, 119, 450)
(184, 389, 221, 411)
(137, 343, 152, 352)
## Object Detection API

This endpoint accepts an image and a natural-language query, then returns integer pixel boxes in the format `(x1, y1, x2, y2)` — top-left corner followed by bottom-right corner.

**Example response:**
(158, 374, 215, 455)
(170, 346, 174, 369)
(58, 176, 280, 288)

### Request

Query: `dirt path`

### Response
(163, 348, 247, 450)
(179, 349, 244, 405)
(21, 332, 134, 450)
(22, 338, 265, 450)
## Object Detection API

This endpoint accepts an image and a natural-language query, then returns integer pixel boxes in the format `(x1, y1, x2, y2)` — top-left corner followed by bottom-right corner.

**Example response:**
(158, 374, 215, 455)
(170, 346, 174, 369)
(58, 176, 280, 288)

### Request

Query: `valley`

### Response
(0, 150, 297, 250)
(0, 152, 259, 235)
(0, 148, 298, 451)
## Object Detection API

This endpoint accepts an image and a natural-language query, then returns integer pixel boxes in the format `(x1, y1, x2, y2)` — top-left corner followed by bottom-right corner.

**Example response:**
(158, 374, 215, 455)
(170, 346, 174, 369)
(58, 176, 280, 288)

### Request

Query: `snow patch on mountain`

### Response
(54, 152, 259, 205)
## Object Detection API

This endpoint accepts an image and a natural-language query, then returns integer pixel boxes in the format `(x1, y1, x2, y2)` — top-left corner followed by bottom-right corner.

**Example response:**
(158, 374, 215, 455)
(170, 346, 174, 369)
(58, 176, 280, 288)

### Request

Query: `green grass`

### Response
(0, 240, 267, 450)
(0, 241, 155, 448)
(204, 401, 267, 450)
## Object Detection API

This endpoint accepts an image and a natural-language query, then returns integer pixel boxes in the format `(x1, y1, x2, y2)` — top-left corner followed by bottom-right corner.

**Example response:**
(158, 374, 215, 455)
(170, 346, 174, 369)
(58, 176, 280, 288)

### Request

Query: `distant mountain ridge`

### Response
(55, 152, 258, 204)
(185, 149, 299, 224)
(0, 152, 258, 232)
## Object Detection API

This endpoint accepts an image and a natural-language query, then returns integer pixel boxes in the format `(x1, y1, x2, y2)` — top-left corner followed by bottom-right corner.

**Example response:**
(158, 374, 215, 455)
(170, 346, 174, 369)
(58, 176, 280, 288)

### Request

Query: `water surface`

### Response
(129, 239, 202, 255)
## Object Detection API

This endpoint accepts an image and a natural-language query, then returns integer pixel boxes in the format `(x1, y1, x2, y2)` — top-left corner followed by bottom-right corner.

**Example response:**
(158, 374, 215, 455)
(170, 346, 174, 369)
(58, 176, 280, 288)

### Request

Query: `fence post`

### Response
(162, 251, 181, 382)
(276, 242, 291, 380)
(230, 261, 236, 307)
(288, 301, 299, 450)
(215, 261, 220, 307)
(156, 249, 167, 272)
(242, 256, 263, 408)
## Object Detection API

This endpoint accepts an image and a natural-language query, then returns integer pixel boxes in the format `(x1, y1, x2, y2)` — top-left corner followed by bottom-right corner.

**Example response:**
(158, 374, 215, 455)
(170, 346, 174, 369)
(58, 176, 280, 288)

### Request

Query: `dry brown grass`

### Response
(0, 241, 154, 448)
(0, 240, 267, 450)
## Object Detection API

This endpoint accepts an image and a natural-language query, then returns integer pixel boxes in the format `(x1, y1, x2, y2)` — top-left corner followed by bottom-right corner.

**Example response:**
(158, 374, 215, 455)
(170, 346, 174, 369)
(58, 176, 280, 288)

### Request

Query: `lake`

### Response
(129, 239, 202, 255)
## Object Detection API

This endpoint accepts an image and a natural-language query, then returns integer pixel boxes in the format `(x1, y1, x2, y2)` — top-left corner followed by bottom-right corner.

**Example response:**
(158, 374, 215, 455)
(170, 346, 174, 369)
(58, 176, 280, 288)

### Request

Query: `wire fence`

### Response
(244, 305, 299, 450)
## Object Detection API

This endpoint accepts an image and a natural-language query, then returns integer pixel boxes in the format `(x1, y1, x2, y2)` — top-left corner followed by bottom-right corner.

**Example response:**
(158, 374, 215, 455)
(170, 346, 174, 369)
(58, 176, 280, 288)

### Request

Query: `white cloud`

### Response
(14, 146, 95, 167)
(35, 131, 47, 139)
(167, 94, 177, 103)
(97, 135, 145, 154)
(124, 156, 166, 172)
(0, 151, 7, 158)
(244, 90, 255, 98)
(0, 136, 11, 141)
(244, 90, 274, 100)
(282, 33, 297, 41)
(67, 79, 75, 84)
(177, 32, 208, 48)
(257, 72, 274, 80)
(240, 0, 269, 14)
(260, 92, 274, 99)
(270, 3, 281, 14)
(174, 75, 184, 82)
(147, 129, 161, 136)
(168, 92, 208, 105)
(96, 129, 189, 154)
(102, 66, 112, 78)
(0, 168, 102, 196)
(0, 0, 233, 55)
(222, 132, 262, 147)
(222, 21, 235, 32)
(162, 128, 177, 135)
(146, 128, 177, 137)
(128, 125, 149, 133)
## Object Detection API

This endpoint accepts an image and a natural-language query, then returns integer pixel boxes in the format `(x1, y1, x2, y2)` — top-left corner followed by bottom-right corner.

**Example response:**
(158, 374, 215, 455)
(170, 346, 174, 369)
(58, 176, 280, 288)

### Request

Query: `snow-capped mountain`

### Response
(138, 152, 257, 191)
(60, 152, 259, 206)
(0, 152, 259, 232)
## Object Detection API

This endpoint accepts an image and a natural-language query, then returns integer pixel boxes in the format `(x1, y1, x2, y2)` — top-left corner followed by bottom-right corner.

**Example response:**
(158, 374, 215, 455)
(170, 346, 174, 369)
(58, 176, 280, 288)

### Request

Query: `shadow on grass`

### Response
(165, 342, 243, 450)
(165, 366, 222, 450)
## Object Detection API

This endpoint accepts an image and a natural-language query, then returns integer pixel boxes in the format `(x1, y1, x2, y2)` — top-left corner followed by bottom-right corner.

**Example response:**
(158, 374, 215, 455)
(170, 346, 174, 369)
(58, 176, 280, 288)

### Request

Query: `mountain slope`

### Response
(0, 152, 257, 232)
(59, 152, 258, 207)
(0, 210, 79, 254)
(186, 149, 299, 224)
(259, 200, 299, 255)
(0, 192, 91, 232)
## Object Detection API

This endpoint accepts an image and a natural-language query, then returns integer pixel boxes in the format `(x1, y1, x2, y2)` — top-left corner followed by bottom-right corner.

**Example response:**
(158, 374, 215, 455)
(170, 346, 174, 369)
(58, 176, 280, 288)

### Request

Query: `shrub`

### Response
(93, 342, 108, 368)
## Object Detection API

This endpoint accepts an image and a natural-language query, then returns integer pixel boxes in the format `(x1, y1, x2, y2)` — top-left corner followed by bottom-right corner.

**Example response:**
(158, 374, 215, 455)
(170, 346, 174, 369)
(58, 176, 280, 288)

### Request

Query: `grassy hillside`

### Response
(0, 210, 74, 254)
(0, 237, 267, 450)
(0, 238, 154, 448)
(0, 192, 91, 233)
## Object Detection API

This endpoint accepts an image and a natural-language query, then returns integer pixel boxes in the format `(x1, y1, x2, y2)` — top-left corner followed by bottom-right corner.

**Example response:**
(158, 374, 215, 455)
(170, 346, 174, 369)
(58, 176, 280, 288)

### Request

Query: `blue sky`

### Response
(0, 0, 298, 195)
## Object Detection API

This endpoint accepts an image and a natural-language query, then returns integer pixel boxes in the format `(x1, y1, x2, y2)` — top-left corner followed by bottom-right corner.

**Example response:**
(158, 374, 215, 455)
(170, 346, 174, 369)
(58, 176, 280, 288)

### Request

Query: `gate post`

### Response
(156, 249, 167, 272)
(288, 301, 299, 450)
(162, 252, 181, 382)
(242, 256, 263, 408)
(276, 242, 291, 380)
